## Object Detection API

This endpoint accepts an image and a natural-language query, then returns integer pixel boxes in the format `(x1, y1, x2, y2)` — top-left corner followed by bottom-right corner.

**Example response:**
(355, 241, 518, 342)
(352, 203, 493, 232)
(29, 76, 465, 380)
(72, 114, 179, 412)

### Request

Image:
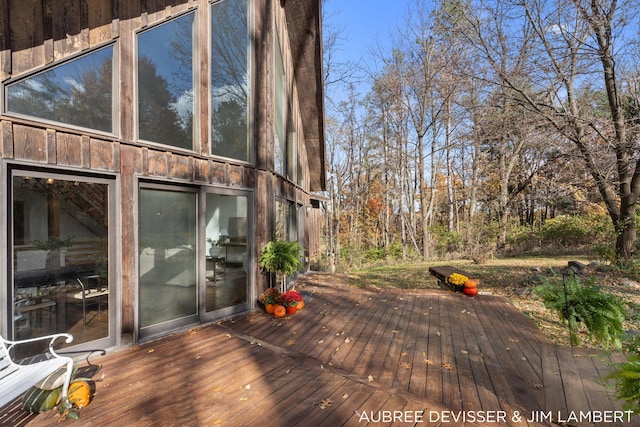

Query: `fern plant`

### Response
(606, 353, 640, 413)
(534, 272, 626, 348)
(258, 240, 302, 290)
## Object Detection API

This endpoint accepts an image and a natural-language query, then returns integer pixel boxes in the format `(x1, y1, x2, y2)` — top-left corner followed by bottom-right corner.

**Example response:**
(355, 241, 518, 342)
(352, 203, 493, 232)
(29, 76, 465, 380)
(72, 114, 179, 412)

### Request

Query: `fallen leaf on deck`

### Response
(342, 394, 349, 399)
(532, 383, 543, 390)
(399, 362, 411, 369)
(442, 363, 453, 370)
(424, 359, 433, 365)
(344, 337, 350, 343)
(319, 398, 333, 409)
(368, 375, 374, 382)
(401, 352, 408, 357)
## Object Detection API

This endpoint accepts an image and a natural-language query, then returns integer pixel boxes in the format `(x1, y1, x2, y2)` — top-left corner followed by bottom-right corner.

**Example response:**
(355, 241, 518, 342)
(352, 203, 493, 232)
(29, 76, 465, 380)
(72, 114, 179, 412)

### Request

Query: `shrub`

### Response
(606, 354, 640, 414)
(364, 247, 386, 262)
(534, 272, 626, 348)
(538, 213, 613, 250)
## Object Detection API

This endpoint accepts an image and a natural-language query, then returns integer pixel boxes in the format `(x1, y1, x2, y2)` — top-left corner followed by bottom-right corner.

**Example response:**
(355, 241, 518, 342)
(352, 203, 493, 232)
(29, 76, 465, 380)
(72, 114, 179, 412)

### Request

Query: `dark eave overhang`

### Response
(283, 0, 326, 191)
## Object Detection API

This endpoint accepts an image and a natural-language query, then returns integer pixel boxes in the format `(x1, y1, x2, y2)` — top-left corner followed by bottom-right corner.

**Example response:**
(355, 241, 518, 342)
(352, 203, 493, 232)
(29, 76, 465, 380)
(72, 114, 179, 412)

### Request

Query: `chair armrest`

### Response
(3, 333, 73, 359)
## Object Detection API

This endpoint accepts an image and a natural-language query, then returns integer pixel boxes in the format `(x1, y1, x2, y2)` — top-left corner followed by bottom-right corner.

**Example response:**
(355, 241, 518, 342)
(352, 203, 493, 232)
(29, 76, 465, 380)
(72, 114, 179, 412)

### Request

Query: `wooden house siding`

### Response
(1, 0, 324, 346)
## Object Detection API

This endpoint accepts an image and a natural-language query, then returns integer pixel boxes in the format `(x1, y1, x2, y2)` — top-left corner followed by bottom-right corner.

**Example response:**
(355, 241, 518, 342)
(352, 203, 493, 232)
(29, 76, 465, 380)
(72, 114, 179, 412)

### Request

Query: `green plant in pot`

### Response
(533, 271, 626, 348)
(258, 239, 302, 291)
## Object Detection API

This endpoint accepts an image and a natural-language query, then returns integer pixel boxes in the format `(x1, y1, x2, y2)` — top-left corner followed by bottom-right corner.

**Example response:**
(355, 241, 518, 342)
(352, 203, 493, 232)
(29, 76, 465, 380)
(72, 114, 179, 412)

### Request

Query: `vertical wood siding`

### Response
(1, 0, 322, 341)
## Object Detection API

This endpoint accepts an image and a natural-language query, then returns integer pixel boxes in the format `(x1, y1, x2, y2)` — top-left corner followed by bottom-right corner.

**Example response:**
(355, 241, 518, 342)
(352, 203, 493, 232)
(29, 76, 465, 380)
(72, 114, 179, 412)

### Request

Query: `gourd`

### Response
(463, 287, 479, 296)
(273, 305, 286, 318)
(265, 303, 276, 314)
(68, 380, 92, 409)
(22, 386, 61, 413)
(296, 300, 305, 310)
(464, 279, 478, 289)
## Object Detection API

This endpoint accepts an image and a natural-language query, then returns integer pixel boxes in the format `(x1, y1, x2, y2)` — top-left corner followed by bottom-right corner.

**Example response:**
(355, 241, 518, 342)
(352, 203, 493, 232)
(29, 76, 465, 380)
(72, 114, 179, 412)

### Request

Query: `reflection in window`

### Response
(274, 32, 287, 175)
(139, 189, 197, 329)
(205, 193, 248, 312)
(275, 199, 294, 241)
(211, 0, 250, 161)
(12, 175, 109, 348)
(5, 45, 114, 133)
(138, 13, 194, 149)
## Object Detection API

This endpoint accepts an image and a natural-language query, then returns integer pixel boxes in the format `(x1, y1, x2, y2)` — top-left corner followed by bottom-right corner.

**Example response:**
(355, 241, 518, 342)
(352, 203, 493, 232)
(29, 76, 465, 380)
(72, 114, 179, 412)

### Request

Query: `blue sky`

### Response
(323, 0, 408, 74)
(323, 0, 409, 58)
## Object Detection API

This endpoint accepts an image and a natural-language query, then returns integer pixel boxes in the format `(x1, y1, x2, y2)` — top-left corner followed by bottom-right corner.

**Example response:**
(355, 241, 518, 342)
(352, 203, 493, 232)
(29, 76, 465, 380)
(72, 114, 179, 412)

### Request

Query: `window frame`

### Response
(2, 42, 119, 137)
(134, 9, 199, 151)
(209, 0, 254, 164)
(4, 164, 119, 351)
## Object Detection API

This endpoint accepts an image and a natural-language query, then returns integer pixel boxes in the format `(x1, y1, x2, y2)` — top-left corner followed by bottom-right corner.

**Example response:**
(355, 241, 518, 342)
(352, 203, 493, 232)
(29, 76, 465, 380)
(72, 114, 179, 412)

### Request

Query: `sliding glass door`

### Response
(138, 186, 198, 339)
(203, 192, 250, 316)
(138, 185, 251, 339)
(10, 168, 115, 352)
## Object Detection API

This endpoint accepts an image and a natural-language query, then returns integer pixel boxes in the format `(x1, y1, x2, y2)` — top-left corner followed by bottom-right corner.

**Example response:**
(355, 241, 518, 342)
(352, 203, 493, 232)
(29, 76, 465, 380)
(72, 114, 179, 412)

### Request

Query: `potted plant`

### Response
(32, 235, 75, 270)
(280, 290, 303, 314)
(258, 287, 281, 313)
(258, 239, 302, 292)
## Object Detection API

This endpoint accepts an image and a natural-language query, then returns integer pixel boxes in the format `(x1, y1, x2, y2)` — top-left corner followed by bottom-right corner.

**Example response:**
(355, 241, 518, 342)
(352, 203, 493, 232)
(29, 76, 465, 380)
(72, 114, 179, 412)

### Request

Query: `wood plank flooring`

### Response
(4, 273, 635, 426)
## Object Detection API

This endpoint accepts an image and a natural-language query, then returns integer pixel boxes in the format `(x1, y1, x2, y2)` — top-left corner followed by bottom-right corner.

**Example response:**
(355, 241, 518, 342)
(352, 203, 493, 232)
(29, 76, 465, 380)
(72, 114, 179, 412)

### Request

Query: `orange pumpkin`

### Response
(296, 300, 305, 310)
(463, 287, 479, 296)
(464, 279, 478, 289)
(273, 305, 286, 318)
(68, 380, 92, 409)
(286, 305, 297, 315)
(265, 303, 276, 314)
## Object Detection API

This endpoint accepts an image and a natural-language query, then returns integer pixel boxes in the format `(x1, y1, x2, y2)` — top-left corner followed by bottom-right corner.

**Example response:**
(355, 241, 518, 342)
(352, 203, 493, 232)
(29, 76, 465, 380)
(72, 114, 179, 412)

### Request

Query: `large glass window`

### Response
(137, 12, 195, 149)
(5, 45, 115, 133)
(211, 0, 250, 161)
(205, 193, 248, 312)
(11, 171, 111, 350)
(275, 199, 294, 241)
(274, 30, 298, 181)
(139, 188, 197, 334)
(274, 32, 287, 175)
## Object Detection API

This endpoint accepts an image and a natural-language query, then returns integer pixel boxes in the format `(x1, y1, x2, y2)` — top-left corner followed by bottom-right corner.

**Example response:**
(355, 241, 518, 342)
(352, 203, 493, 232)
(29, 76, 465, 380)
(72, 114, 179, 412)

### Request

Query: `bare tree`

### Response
(462, 0, 640, 262)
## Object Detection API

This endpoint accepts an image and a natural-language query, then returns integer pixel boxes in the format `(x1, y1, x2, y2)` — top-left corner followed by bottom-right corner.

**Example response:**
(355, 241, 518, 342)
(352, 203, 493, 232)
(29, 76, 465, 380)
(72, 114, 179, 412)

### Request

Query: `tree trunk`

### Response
(615, 197, 637, 262)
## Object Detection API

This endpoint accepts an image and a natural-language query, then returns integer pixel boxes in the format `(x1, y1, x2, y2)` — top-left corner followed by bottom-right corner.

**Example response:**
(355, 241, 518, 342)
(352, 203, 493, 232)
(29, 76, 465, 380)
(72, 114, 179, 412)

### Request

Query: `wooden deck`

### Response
(4, 273, 634, 426)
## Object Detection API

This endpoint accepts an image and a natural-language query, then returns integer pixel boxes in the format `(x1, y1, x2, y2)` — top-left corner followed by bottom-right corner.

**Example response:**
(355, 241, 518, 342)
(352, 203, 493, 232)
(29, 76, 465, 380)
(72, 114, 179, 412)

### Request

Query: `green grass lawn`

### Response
(348, 256, 588, 292)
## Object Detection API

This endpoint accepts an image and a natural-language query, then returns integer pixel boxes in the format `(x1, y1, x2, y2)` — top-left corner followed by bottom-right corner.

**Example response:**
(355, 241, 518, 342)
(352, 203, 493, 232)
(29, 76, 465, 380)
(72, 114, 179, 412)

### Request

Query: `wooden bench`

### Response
(428, 265, 473, 292)
(0, 333, 74, 408)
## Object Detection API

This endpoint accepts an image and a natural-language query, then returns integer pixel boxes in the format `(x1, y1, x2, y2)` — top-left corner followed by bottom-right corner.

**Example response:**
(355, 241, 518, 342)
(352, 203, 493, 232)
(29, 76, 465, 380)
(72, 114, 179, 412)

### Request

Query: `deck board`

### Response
(7, 272, 634, 427)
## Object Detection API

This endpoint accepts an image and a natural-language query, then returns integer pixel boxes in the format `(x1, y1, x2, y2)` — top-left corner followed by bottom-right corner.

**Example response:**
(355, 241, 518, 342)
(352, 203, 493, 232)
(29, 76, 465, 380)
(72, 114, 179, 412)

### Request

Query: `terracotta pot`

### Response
(286, 305, 297, 315)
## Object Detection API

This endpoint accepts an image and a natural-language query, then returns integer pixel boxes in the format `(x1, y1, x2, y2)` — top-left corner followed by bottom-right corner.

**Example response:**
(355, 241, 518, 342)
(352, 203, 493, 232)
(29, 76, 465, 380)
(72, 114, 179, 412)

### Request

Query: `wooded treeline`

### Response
(321, 0, 640, 268)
